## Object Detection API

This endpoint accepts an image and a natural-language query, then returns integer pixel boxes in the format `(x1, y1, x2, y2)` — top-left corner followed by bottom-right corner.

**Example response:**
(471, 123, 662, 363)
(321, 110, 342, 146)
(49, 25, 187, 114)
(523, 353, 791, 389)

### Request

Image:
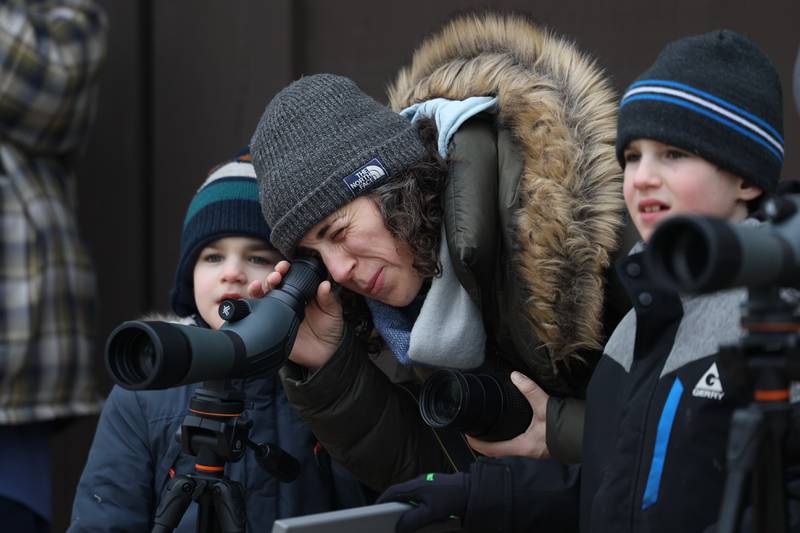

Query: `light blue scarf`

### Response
(366, 96, 497, 369)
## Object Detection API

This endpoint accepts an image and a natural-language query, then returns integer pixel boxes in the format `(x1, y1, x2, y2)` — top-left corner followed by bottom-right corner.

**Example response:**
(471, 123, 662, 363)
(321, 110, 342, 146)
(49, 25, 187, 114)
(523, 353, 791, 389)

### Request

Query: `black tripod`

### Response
(716, 287, 800, 533)
(151, 379, 301, 533)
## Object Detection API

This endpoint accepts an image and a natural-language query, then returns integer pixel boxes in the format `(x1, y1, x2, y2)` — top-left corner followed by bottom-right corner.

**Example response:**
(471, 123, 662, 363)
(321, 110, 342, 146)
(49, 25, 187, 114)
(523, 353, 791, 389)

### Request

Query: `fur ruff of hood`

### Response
(388, 13, 624, 368)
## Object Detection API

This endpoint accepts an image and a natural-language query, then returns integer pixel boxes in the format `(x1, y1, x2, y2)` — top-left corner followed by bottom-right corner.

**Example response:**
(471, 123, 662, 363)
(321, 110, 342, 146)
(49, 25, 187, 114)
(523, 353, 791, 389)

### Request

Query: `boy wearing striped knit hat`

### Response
(70, 152, 363, 532)
(573, 28, 794, 533)
(378, 30, 798, 533)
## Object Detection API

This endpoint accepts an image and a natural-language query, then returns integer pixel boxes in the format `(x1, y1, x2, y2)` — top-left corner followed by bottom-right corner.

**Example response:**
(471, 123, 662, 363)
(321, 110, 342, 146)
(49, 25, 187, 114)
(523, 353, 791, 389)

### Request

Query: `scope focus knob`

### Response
(219, 299, 251, 322)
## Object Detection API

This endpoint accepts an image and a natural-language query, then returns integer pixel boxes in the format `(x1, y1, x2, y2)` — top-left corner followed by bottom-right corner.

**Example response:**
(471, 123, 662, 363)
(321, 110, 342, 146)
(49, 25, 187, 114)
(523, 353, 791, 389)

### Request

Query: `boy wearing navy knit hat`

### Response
(571, 29, 794, 533)
(379, 30, 800, 533)
(169, 152, 281, 326)
(70, 152, 363, 532)
(615, 29, 783, 237)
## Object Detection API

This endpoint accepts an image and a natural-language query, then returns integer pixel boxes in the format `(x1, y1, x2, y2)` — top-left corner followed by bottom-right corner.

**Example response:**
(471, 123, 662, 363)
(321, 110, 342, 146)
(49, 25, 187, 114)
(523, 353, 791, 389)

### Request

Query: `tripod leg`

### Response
(752, 407, 788, 533)
(211, 479, 246, 533)
(717, 406, 763, 533)
(152, 476, 199, 533)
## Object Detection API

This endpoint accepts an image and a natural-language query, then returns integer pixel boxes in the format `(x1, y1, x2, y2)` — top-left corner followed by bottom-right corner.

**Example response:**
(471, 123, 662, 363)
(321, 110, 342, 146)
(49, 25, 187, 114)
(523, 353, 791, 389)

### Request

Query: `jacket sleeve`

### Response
(546, 397, 585, 464)
(279, 325, 452, 492)
(464, 456, 580, 533)
(68, 387, 155, 532)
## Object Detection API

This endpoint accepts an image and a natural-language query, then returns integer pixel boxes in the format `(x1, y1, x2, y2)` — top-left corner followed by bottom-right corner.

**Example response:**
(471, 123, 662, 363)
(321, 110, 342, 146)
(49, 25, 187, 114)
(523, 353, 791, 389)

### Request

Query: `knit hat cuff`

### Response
(269, 124, 425, 256)
(616, 96, 783, 193)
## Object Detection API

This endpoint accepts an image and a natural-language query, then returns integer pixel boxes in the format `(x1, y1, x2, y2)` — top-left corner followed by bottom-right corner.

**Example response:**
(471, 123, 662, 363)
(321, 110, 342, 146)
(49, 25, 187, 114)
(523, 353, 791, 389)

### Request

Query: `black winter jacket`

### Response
(465, 249, 800, 532)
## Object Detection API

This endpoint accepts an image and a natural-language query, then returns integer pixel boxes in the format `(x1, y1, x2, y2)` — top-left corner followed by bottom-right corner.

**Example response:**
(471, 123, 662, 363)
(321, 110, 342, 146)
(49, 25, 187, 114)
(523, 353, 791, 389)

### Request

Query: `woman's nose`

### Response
(322, 249, 355, 284)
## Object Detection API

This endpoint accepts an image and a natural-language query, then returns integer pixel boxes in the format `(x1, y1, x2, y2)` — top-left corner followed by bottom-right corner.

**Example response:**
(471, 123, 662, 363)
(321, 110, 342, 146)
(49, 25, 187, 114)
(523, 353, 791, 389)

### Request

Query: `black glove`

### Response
(377, 471, 469, 533)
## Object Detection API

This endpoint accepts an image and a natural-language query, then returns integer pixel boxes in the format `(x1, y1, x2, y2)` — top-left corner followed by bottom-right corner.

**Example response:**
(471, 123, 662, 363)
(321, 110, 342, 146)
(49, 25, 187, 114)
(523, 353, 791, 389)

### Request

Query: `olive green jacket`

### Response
(280, 13, 631, 490)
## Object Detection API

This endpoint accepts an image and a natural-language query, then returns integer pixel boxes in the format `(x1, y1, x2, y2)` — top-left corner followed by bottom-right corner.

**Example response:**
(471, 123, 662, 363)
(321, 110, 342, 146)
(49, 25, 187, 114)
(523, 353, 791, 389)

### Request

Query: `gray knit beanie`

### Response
(250, 74, 425, 257)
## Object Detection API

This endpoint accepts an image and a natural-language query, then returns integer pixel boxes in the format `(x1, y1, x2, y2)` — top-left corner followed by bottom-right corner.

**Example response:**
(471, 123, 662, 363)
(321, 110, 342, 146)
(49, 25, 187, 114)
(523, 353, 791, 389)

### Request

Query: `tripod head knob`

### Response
(249, 440, 301, 483)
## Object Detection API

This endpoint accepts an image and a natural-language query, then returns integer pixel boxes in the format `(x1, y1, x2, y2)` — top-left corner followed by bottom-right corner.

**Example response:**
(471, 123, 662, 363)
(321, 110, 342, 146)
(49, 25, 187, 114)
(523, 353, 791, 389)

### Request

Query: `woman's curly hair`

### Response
(339, 118, 448, 345)
(372, 118, 447, 277)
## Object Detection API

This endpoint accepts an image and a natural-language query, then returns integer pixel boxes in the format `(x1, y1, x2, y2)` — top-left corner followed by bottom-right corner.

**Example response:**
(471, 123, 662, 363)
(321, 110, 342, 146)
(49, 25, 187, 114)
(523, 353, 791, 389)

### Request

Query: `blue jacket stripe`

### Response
(642, 377, 684, 510)
(621, 94, 783, 161)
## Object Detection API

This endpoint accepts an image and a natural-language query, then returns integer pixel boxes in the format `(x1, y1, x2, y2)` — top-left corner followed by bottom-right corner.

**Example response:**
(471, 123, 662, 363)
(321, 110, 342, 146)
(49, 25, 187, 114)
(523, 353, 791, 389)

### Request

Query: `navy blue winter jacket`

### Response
(69, 375, 366, 532)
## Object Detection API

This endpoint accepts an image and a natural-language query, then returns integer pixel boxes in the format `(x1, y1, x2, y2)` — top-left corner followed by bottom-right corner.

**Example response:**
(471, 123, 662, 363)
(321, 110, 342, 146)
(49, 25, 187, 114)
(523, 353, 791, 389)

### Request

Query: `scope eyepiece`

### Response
(647, 205, 800, 293)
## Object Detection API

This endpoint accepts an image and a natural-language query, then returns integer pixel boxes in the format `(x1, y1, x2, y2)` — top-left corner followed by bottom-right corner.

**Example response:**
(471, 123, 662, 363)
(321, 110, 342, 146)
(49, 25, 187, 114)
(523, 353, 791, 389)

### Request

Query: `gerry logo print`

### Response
(692, 362, 725, 400)
(343, 158, 388, 196)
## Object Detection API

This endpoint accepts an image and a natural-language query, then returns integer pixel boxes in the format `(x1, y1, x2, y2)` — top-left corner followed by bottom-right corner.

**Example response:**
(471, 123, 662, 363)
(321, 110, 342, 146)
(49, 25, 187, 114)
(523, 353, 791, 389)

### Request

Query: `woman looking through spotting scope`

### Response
(246, 12, 632, 493)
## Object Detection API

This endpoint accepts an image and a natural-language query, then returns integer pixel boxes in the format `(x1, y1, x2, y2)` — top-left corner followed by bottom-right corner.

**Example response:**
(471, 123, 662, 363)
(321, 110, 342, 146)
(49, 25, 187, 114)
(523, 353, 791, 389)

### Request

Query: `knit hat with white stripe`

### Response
(616, 30, 784, 193)
(170, 151, 272, 317)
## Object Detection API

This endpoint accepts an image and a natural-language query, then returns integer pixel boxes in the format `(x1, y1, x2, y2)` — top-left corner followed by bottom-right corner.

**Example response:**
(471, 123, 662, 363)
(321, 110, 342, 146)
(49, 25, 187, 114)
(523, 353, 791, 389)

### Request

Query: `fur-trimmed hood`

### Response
(388, 13, 624, 369)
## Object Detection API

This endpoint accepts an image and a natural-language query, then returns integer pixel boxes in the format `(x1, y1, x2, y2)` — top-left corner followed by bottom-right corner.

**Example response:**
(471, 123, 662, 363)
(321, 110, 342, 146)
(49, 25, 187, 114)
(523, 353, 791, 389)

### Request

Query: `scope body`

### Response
(106, 257, 325, 390)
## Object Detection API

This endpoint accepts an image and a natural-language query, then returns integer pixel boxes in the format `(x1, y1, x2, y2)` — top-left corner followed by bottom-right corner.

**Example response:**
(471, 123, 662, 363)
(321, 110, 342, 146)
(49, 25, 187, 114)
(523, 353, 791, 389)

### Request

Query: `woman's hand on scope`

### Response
(465, 371, 551, 459)
(247, 260, 344, 370)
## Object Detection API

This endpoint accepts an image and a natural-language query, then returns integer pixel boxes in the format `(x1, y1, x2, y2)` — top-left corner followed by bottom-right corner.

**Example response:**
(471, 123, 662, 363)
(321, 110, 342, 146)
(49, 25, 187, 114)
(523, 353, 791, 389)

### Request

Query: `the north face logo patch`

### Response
(692, 362, 725, 400)
(342, 158, 388, 196)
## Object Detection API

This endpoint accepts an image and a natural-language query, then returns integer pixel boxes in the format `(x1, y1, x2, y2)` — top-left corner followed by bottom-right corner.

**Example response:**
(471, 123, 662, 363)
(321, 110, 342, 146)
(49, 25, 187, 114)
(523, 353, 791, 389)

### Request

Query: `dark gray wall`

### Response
(53, 0, 800, 529)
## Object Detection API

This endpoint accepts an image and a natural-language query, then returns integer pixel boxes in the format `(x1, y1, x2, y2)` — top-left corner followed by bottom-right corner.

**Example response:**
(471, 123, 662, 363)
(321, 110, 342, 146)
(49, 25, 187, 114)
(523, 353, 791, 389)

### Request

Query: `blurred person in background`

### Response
(0, 1, 107, 531)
